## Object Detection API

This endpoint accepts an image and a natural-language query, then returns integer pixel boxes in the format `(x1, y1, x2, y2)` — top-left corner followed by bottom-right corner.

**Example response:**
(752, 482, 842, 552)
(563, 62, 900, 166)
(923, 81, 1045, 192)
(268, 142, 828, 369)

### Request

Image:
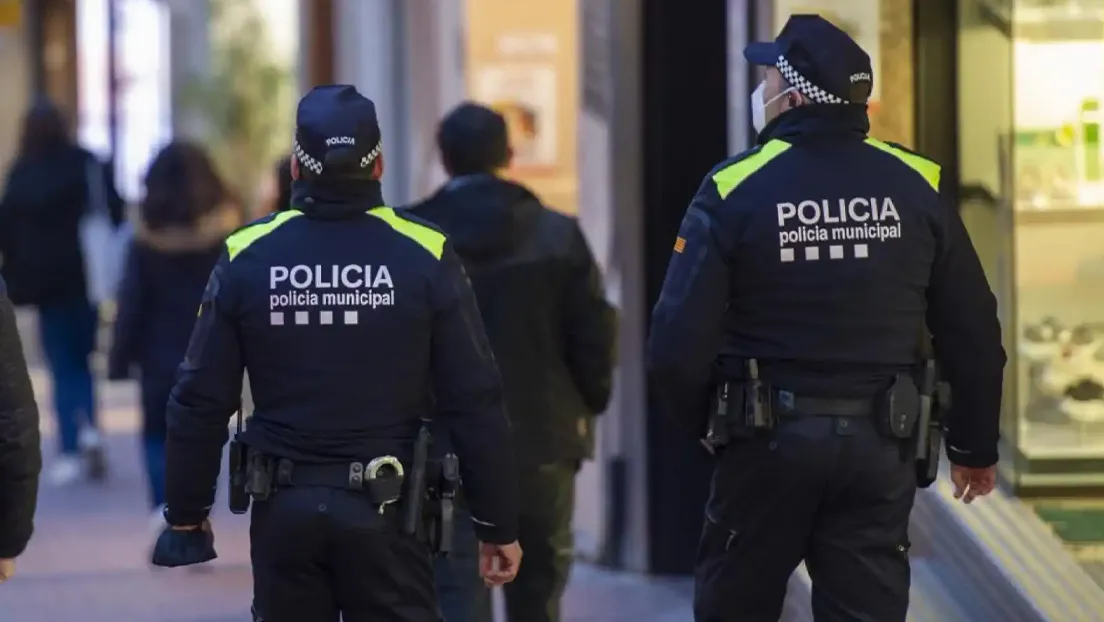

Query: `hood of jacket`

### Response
(412, 175, 542, 260)
(134, 203, 243, 253)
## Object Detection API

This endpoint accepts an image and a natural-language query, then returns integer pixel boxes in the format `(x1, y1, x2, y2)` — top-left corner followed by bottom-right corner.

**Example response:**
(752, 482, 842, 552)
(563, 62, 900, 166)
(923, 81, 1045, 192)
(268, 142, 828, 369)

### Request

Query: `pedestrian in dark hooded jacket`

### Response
(407, 102, 616, 622)
(0, 100, 122, 487)
(107, 141, 242, 528)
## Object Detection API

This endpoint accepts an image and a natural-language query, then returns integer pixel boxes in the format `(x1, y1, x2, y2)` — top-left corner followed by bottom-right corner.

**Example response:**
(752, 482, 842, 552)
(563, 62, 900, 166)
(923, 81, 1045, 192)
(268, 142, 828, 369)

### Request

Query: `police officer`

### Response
(156, 85, 523, 622)
(646, 15, 1005, 622)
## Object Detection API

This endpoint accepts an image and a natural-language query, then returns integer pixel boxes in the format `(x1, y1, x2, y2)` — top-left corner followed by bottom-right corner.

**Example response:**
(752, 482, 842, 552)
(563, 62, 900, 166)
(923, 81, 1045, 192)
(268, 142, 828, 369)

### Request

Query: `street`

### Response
(0, 366, 696, 622)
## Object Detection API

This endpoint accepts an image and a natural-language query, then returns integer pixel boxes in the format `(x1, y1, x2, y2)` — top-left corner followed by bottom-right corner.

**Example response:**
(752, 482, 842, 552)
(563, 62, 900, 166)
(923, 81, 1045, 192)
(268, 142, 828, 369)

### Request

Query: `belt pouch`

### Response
(746, 380, 776, 430)
(724, 385, 755, 439)
(878, 373, 920, 439)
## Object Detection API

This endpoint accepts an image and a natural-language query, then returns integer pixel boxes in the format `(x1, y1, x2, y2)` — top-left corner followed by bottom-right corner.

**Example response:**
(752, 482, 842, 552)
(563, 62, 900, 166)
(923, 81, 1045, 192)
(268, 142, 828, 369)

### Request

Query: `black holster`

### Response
(227, 410, 252, 514)
(228, 435, 251, 514)
(402, 422, 432, 536)
(913, 361, 946, 488)
(434, 454, 460, 557)
(708, 379, 777, 444)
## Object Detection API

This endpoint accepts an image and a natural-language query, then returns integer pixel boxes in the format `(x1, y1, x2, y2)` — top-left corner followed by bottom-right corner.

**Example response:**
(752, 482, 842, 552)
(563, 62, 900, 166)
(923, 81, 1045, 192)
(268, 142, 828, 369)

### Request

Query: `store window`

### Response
(960, 0, 1104, 484)
(1006, 0, 1104, 478)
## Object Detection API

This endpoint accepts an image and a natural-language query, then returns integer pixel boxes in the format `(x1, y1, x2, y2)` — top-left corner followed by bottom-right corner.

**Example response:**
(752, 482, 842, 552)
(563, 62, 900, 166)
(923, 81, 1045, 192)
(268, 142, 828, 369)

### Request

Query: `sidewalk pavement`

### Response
(0, 368, 697, 622)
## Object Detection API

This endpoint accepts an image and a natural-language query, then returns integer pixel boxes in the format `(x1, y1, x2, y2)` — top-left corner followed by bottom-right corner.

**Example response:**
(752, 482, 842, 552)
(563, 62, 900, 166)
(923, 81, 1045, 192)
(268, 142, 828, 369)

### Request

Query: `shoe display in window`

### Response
(1039, 326, 1104, 400)
(1059, 378, 1104, 429)
(1021, 316, 1066, 363)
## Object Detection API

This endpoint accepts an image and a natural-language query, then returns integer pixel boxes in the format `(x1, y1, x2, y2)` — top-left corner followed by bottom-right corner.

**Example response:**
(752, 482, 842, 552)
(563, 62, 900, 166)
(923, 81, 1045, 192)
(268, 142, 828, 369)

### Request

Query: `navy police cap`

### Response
(744, 14, 873, 105)
(293, 84, 382, 179)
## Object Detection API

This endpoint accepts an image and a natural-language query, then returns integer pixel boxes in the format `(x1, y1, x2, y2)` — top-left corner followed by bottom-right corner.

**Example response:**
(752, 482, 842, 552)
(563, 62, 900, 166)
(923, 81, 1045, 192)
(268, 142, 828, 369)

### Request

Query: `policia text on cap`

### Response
(151, 85, 523, 622)
(646, 15, 1005, 622)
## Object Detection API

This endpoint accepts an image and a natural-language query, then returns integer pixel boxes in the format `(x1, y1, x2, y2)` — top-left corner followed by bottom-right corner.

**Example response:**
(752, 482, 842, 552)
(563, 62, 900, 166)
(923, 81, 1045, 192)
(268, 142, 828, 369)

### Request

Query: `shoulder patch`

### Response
(225, 210, 303, 261)
(864, 138, 941, 191)
(711, 139, 792, 199)
(368, 206, 447, 260)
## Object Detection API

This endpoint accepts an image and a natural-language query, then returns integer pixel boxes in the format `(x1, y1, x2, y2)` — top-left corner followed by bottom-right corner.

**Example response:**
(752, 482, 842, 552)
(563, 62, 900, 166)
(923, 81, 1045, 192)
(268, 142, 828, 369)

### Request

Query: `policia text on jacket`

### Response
(775, 197, 903, 255)
(267, 263, 397, 317)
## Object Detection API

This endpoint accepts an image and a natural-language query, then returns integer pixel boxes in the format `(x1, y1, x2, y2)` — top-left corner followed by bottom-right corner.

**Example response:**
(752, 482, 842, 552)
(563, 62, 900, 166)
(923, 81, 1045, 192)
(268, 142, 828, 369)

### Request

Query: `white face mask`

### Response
(750, 81, 796, 133)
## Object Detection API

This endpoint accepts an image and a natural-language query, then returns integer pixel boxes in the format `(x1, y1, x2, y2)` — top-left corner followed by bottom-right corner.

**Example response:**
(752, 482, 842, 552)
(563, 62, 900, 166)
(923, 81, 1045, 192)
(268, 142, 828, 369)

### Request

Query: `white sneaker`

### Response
(47, 456, 82, 486)
(148, 504, 167, 570)
(149, 504, 167, 536)
(78, 427, 103, 450)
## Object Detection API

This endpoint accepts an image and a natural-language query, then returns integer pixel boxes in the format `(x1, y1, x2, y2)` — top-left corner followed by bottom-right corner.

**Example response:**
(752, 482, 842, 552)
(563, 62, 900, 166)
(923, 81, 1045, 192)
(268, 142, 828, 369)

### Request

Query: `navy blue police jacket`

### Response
(646, 105, 1007, 469)
(164, 181, 519, 544)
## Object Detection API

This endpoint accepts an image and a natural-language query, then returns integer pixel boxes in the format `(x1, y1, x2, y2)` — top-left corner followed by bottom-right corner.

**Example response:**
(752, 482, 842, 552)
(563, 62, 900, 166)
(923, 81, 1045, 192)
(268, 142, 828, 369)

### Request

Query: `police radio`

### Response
(228, 410, 250, 514)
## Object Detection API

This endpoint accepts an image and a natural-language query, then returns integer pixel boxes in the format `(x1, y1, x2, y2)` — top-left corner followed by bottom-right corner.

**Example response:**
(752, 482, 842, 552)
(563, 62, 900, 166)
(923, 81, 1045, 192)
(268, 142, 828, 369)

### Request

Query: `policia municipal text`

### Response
(151, 85, 523, 622)
(647, 16, 1005, 622)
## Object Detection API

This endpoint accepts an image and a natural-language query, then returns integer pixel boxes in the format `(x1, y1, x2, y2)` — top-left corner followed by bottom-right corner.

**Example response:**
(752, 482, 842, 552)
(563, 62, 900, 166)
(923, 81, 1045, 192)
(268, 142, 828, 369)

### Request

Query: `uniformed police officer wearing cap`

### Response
(154, 85, 523, 622)
(647, 15, 1005, 621)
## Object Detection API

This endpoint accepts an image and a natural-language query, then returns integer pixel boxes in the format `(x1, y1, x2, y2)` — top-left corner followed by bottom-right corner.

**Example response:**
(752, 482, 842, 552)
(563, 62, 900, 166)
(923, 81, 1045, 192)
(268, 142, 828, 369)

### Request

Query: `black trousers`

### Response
(250, 486, 441, 622)
(501, 461, 578, 622)
(694, 416, 916, 622)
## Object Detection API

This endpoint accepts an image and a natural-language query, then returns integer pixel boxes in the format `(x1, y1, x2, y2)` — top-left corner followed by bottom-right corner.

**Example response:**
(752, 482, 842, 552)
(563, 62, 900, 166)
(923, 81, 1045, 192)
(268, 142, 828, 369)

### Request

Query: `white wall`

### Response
(163, 0, 209, 140)
(332, 0, 411, 205)
(403, 0, 467, 203)
(728, 0, 750, 154)
(957, 4, 1012, 193)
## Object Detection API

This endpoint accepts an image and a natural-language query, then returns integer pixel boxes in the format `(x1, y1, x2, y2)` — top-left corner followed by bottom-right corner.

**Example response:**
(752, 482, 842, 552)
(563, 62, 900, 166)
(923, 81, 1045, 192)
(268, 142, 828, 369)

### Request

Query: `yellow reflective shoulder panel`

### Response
(864, 138, 941, 191)
(711, 140, 792, 199)
(367, 207, 446, 260)
(225, 210, 303, 261)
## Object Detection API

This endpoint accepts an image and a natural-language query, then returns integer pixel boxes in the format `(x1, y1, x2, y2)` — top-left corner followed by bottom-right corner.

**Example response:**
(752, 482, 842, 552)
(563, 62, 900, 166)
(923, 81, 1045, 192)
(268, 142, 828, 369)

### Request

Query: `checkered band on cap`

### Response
(293, 139, 383, 175)
(360, 139, 382, 168)
(293, 139, 324, 175)
(776, 55, 848, 105)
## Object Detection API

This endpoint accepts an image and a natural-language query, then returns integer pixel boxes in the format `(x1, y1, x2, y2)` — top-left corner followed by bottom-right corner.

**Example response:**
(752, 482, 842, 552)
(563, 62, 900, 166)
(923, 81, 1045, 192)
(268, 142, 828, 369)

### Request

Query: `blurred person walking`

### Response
(107, 142, 242, 525)
(408, 102, 616, 622)
(0, 100, 124, 486)
(0, 273, 42, 585)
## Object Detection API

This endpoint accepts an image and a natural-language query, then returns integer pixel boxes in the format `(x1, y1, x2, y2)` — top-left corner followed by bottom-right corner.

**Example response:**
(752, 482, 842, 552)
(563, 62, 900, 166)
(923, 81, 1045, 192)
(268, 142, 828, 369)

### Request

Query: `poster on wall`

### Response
(473, 64, 559, 170)
(772, 0, 881, 105)
(463, 0, 578, 213)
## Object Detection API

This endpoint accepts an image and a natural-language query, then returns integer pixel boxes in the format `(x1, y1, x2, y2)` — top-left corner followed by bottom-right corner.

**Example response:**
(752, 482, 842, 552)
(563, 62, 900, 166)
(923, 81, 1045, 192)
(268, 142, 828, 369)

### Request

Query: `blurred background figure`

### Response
(107, 141, 242, 529)
(256, 156, 293, 217)
(272, 156, 293, 213)
(0, 99, 123, 487)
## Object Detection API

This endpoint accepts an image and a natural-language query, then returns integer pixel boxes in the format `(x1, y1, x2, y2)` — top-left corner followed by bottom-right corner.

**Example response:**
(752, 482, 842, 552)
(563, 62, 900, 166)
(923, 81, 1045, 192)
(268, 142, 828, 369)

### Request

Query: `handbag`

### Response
(79, 159, 126, 305)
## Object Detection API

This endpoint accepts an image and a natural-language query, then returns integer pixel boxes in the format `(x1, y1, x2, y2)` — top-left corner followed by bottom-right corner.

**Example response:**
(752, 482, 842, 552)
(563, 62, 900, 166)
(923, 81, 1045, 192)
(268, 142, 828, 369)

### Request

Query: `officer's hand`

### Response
(151, 520, 217, 568)
(478, 540, 522, 587)
(0, 558, 15, 584)
(950, 465, 997, 504)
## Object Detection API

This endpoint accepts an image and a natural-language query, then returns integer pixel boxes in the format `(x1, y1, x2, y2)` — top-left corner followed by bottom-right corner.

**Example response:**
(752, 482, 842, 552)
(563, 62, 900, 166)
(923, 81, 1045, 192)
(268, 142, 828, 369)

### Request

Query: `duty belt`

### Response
(773, 390, 875, 417)
(274, 457, 405, 514)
